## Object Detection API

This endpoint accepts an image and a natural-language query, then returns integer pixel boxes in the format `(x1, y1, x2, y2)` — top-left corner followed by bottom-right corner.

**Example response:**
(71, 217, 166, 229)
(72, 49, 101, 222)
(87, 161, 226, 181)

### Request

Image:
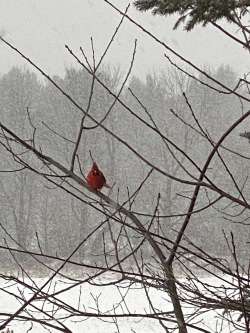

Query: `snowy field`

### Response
(0, 273, 244, 333)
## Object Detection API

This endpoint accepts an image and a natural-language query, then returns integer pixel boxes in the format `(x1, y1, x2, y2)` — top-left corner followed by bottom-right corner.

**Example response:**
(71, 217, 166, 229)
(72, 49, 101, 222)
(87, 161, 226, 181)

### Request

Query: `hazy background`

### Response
(0, 0, 249, 80)
(0, 0, 249, 270)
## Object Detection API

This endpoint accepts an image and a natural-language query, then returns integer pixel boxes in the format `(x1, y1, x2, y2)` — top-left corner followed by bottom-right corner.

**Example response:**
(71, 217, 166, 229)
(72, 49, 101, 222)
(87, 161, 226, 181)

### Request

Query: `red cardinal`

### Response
(86, 162, 110, 191)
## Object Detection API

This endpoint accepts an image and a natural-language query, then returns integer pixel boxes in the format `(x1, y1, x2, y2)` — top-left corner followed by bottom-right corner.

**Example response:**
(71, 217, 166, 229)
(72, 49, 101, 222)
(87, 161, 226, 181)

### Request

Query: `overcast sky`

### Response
(0, 0, 249, 81)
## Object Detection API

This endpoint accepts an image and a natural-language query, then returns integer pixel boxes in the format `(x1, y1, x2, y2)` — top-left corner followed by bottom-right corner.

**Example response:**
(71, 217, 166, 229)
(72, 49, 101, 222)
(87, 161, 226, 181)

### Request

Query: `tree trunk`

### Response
(165, 264, 187, 333)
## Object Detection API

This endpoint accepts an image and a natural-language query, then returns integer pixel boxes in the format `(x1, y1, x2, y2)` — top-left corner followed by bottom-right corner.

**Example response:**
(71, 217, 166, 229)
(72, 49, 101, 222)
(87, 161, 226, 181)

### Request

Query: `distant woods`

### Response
(0, 63, 248, 271)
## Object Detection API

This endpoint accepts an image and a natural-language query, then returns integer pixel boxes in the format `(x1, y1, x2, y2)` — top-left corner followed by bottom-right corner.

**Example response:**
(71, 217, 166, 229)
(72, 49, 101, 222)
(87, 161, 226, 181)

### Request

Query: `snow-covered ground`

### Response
(0, 273, 244, 332)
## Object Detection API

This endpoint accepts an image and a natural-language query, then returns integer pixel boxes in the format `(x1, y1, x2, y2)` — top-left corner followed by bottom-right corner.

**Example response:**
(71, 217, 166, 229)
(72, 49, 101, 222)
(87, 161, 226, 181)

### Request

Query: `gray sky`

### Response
(0, 0, 249, 80)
